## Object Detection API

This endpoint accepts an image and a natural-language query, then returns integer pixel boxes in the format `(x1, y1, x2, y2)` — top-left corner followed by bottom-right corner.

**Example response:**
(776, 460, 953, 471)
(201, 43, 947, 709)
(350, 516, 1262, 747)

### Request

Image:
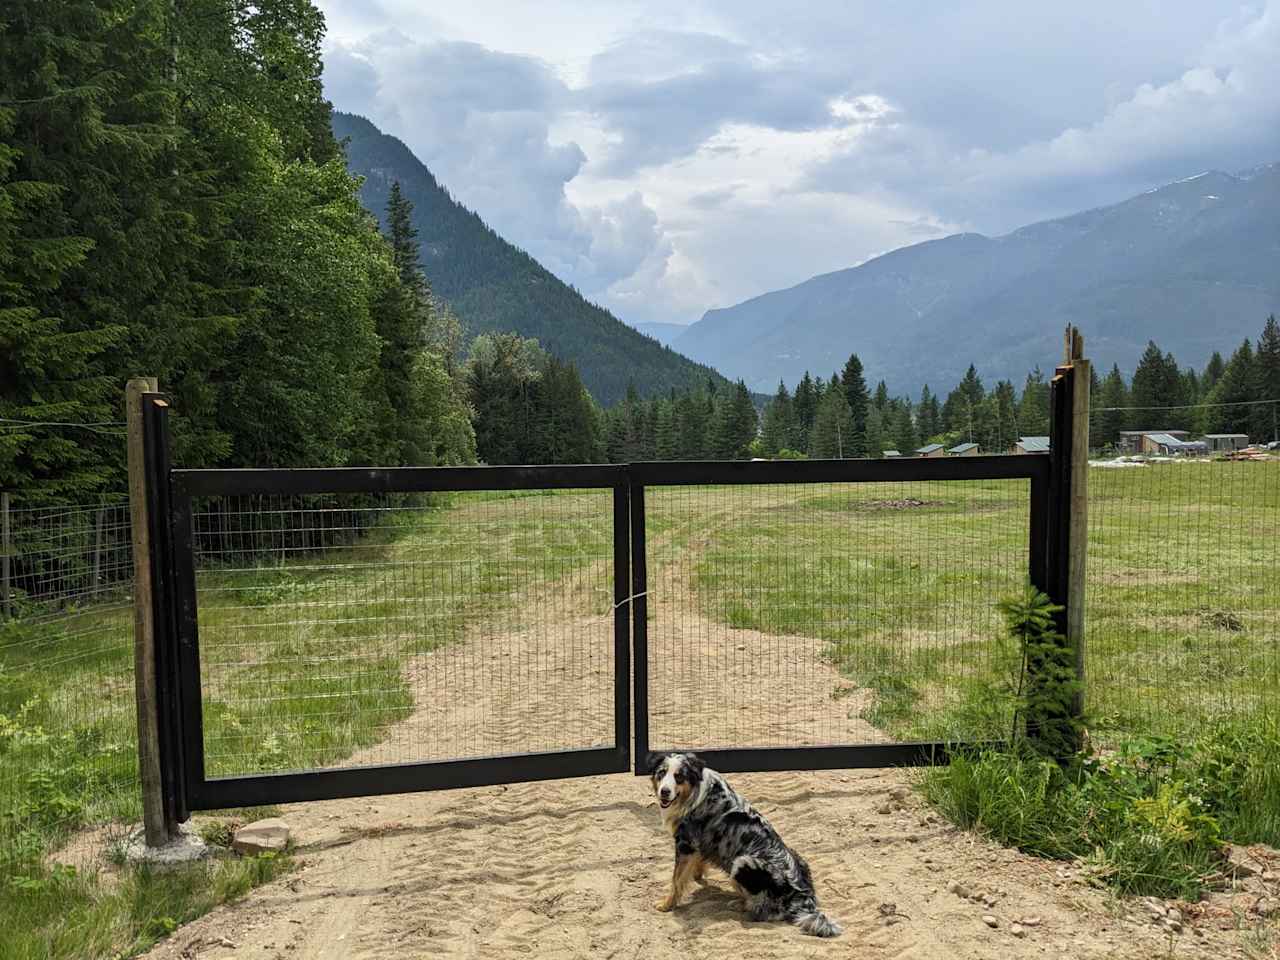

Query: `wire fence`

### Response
(190, 490, 616, 778)
(1085, 439, 1279, 736)
(2, 419, 1276, 873)
(642, 480, 1029, 751)
(0, 497, 140, 877)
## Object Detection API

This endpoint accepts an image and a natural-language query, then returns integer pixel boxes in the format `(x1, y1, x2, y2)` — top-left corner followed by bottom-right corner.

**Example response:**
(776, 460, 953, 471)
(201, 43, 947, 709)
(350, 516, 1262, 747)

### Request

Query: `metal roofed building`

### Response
(1204, 433, 1250, 452)
(1015, 436, 1050, 454)
(947, 442, 980, 456)
(883, 449, 902, 458)
(1144, 433, 1208, 456)
(916, 443, 946, 458)
(1118, 429, 1189, 455)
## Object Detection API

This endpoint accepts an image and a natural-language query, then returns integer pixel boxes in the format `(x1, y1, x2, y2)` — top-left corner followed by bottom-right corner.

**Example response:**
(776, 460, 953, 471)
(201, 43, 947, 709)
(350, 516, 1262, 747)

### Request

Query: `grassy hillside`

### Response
(333, 112, 727, 405)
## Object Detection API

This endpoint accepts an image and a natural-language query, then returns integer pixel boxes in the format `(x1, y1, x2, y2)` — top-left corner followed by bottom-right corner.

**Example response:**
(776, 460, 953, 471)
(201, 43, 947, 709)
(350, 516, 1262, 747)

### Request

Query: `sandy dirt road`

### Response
(137, 514, 1271, 960)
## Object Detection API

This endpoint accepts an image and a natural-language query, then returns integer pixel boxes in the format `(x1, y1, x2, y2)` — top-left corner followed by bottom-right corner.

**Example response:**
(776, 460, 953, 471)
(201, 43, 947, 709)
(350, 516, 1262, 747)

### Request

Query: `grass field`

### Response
(1, 460, 1276, 954)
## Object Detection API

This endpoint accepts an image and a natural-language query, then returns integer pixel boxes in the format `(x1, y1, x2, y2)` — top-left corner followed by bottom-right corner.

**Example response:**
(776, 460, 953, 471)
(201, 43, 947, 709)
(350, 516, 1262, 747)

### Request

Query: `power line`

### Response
(1094, 397, 1280, 413)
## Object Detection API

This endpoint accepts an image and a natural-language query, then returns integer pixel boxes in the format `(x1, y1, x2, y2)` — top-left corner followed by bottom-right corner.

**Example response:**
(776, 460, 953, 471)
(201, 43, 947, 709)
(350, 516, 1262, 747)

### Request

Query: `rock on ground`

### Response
(232, 818, 290, 856)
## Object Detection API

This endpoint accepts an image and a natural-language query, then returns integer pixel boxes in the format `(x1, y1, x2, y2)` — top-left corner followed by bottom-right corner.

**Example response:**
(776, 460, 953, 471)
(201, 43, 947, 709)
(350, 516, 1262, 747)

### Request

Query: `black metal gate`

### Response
(143, 397, 633, 817)
(626, 455, 1052, 775)
(140, 389, 1070, 818)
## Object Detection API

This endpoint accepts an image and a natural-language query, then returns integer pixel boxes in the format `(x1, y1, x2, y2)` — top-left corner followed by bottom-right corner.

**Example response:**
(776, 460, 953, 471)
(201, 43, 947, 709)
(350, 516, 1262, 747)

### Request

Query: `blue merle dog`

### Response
(648, 752, 842, 937)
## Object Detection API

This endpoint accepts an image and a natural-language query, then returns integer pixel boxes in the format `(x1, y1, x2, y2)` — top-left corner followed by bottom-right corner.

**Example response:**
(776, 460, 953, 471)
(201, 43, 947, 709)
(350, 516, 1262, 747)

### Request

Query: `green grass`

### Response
(0, 488, 615, 956)
(672, 461, 1280, 741)
(1, 462, 1276, 952)
(918, 713, 1280, 899)
(0, 852, 291, 960)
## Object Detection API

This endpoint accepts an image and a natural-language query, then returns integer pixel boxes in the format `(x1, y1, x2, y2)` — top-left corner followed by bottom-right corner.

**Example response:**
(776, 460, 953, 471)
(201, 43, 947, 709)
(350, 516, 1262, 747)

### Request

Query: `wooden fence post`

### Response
(1, 491, 11, 618)
(1065, 331, 1090, 722)
(1048, 327, 1090, 752)
(127, 377, 171, 847)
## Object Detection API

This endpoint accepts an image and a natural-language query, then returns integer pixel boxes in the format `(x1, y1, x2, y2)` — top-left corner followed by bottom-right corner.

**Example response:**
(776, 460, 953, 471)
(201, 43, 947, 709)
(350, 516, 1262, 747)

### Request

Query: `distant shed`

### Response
(948, 442, 979, 456)
(1015, 436, 1050, 455)
(916, 443, 945, 458)
(883, 449, 902, 458)
(1119, 430, 1189, 455)
(1144, 433, 1207, 456)
(1204, 434, 1250, 452)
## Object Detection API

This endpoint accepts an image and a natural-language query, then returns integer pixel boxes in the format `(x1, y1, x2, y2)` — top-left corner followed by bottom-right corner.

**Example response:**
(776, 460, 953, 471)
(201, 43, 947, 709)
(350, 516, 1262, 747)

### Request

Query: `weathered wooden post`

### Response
(1063, 329, 1090, 723)
(1, 491, 12, 618)
(127, 377, 171, 847)
(1045, 327, 1090, 754)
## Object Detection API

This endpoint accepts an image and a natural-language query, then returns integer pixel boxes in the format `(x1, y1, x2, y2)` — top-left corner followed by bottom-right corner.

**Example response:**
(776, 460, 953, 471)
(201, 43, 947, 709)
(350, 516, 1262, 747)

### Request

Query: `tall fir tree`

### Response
(1130, 340, 1189, 430)
(1200, 340, 1255, 436)
(760, 381, 797, 456)
(1254, 315, 1280, 441)
(917, 385, 941, 441)
(793, 372, 818, 451)
(1095, 364, 1130, 448)
(840, 353, 870, 456)
(890, 402, 919, 454)
(1018, 368, 1051, 437)
(808, 388, 855, 459)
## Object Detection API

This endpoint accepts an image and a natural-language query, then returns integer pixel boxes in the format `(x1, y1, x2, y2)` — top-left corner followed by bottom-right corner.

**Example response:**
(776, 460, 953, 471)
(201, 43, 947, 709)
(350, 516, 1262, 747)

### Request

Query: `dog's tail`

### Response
(792, 908, 842, 938)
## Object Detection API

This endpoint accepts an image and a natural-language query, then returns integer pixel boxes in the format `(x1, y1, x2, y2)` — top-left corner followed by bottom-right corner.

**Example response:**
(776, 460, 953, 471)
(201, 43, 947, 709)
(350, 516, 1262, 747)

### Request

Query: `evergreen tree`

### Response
(1095, 365, 1130, 449)
(986, 381, 1019, 453)
(864, 407, 887, 458)
(1255, 315, 1280, 441)
(1203, 351, 1227, 393)
(760, 381, 797, 456)
(676, 388, 708, 459)
(872, 380, 890, 412)
(793, 372, 818, 451)
(654, 399, 678, 460)
(891, 402, 919, 454)
(1203, 340, 1257, 436)
(1130, 341, 1189, 430)
(917, 385, 941, 441)
(1018, 368, 1052, 437)
(840, 353, 870, 456)
(808, 388, 855, 459)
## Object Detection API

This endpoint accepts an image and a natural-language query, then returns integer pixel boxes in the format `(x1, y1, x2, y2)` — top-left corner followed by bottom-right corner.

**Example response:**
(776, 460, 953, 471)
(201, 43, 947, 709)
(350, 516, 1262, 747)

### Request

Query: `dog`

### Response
(647, 751, 842, 938)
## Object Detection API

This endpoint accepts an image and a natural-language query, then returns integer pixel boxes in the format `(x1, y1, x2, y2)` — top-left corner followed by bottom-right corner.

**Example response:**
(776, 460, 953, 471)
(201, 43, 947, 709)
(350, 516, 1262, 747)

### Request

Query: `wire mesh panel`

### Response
(639, 478, 1031, 753)
(1087, 458, 1280, 733)
(0, 499, 139, 875)
(185, 488, 620, 783)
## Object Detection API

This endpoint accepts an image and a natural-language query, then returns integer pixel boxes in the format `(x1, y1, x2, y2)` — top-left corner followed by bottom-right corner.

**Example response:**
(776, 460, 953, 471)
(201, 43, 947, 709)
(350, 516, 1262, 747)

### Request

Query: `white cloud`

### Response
(317, 0, 1280, 328)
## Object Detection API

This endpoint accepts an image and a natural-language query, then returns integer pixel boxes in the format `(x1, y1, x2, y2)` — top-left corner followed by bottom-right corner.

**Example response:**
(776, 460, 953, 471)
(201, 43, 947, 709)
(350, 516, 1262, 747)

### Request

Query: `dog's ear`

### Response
(645, 752, 664, 776)
(682, 753, 706, 783)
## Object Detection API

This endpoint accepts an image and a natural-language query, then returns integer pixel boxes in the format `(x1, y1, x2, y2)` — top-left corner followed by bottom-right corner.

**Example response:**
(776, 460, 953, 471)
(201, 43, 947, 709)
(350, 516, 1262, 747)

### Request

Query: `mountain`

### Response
(673, 164, 1280, 393)
(630, 321, 689, 346)
(332, 112, 725, 406)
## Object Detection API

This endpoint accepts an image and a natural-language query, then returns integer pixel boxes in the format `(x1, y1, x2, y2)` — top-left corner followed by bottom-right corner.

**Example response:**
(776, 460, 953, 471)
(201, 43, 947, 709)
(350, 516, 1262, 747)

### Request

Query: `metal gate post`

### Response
(141, 393, 189, 825)
(629, 480, 649, 774)
(612, 482, 632, 773)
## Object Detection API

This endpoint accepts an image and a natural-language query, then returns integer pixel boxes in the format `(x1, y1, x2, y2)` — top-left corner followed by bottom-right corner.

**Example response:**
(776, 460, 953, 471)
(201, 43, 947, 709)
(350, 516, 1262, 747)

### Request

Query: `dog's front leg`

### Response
(656, 853, 702, 912)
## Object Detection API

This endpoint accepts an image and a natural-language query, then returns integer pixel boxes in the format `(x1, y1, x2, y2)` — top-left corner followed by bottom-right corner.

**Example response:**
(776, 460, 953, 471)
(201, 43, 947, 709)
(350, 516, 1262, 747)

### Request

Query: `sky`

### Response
(317, 1, 1280, 328)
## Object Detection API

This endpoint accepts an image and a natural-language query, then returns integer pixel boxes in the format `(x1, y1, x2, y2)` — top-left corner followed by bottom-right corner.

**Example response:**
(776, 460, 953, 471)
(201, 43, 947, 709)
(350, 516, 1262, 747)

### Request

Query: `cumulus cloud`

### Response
(322, 31, 675, 305)
(317, 0, 1280, 327)
(803, 2, 1280, 229)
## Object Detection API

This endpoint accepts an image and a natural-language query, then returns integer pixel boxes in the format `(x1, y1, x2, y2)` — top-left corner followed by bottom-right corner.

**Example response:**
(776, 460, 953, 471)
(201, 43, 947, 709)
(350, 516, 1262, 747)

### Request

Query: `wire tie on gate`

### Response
(612, 591, 647, 611)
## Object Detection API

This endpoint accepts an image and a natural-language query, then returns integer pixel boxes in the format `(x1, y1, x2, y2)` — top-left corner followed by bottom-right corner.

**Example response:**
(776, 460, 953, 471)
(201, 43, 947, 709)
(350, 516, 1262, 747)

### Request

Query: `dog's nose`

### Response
(659, 788, 671, 800)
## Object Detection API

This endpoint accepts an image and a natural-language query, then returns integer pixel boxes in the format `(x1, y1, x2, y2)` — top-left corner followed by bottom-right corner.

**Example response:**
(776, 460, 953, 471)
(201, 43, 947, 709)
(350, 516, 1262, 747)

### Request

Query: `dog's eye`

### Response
(673, 773, 684, 784)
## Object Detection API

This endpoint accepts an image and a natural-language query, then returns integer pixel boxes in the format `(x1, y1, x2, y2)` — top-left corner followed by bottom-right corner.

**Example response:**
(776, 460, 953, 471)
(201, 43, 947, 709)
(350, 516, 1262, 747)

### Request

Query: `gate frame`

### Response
(137, 398, 1077, 821)
(147, 403, 633, 811)
(627, 454, 1054, 775)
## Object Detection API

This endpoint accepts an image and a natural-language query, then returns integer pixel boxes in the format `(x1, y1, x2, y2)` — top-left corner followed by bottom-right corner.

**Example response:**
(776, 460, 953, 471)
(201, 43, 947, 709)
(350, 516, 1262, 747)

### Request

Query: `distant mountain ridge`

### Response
(673, 163, 1280, 393)
(630, 321, 689, 346)
(333, 112, 725, 405)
